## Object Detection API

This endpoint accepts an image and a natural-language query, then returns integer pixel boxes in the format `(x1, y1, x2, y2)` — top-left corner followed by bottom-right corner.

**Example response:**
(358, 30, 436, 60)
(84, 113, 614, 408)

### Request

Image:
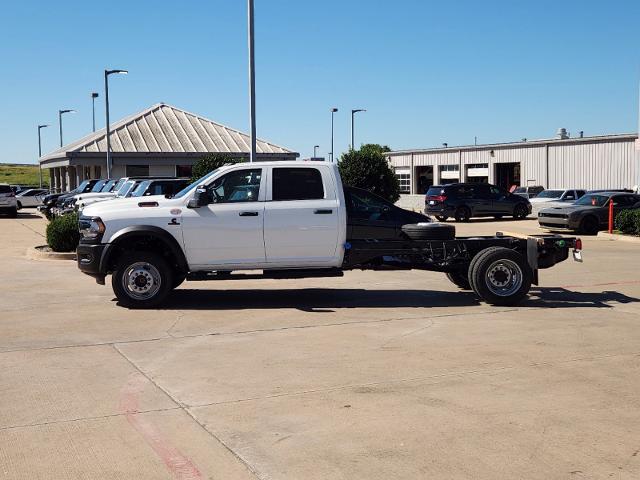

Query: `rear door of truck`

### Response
(263, 165, 342, 266)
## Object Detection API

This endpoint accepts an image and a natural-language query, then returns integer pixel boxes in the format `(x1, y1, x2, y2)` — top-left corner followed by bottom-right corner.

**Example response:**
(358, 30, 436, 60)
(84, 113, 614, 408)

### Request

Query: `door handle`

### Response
(314, 209, 333, 214)
(239, 211, 259, 217)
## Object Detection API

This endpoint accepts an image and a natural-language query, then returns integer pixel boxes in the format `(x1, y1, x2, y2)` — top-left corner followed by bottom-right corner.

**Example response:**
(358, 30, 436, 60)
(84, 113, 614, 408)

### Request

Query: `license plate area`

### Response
(573, 249, 583, 262)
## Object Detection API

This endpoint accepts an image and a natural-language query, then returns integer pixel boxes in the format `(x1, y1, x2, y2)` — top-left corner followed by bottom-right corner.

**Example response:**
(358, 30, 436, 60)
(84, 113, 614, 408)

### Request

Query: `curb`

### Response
(596, 232, 640, 244)
(27, 246, 77, 261)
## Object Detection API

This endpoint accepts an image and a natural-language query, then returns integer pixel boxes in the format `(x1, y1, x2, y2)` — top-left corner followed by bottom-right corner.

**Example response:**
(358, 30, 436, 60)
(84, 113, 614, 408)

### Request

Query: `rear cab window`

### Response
(272, 167, 325, 201)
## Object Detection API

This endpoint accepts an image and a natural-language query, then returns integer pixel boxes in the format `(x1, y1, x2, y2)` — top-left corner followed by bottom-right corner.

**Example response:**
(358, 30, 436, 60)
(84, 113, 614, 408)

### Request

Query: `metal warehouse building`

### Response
(387, 130, 640, 209)
(39, 103, 298, 192)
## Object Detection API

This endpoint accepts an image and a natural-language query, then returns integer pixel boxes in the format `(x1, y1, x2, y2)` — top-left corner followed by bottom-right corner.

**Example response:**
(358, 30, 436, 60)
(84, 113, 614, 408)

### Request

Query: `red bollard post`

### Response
(608, 200, 614, 233)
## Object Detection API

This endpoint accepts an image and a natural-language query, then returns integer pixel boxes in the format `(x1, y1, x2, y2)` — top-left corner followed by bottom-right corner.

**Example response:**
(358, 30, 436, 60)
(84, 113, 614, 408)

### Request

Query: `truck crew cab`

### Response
(77, 162, 582, 308)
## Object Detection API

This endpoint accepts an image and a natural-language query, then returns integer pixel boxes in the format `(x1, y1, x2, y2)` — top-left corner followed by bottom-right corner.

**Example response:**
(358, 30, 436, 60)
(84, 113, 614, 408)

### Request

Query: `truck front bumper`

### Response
(77, 243, 108, 283)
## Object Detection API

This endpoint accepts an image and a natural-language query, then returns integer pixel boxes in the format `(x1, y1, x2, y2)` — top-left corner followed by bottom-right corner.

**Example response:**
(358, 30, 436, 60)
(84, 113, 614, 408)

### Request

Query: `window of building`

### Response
(176, 165, 193, 178)
(272, 168, 324, 201)
(125, 165, 149, 177)
(395, 168, 411, 194)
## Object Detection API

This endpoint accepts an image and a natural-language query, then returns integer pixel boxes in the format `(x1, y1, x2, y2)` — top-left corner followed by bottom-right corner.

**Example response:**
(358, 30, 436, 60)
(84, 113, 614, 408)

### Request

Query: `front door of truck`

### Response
(263, 166, 340, 266)
(181, 168, 266, 267)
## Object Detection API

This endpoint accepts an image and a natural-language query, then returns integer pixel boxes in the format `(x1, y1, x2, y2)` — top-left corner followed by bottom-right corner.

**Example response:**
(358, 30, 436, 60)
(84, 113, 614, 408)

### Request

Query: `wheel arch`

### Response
(101, 226, 188, 275)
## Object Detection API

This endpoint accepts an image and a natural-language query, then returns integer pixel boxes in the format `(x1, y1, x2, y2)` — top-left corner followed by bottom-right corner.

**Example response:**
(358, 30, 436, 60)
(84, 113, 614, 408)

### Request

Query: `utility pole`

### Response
(248, 0, 257, 163)
(351, 109, 366, 150)
(37, 124, 49, 188)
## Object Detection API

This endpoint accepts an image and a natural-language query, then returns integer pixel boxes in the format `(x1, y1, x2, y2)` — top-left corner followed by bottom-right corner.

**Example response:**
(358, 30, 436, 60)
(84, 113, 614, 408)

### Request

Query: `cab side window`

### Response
(272, 168, 324, 201)
(208, 169, 262, 203)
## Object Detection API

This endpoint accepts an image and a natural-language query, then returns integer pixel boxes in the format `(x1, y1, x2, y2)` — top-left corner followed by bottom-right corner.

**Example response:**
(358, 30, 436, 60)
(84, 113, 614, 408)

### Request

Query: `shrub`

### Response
(191, 153, 243, 183)
(615, 209, 640, 236)
(46, 212, 80, 252)
(338, 144, 400, 203)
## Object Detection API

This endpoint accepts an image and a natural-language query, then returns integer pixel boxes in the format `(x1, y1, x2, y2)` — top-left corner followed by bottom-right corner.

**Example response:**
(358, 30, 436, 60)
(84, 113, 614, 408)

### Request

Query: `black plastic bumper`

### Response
(77, 243, 108, 283)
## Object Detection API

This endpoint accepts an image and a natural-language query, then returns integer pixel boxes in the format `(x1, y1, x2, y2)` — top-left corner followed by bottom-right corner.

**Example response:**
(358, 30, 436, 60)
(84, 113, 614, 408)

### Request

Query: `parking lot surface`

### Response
(1, 213, 640, 479)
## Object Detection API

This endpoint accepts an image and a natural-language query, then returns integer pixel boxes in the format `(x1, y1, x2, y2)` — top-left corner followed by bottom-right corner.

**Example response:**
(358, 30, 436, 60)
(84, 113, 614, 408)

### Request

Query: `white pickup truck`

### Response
(77, 161, 582, 308)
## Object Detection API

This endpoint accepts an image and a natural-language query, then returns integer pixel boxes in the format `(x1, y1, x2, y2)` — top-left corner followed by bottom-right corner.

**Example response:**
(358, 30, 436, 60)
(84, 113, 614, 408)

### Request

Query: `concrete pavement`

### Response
(1, 213, 639, 479)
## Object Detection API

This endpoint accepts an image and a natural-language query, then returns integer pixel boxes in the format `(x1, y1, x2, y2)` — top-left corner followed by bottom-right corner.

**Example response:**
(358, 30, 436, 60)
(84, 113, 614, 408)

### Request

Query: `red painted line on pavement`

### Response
(120, 373, 203, 480)
(559, 280, 640, 289)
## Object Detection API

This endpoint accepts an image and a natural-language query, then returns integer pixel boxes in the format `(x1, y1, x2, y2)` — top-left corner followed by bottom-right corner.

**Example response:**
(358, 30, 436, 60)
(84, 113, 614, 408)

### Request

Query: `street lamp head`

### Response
(59, 109, 75, 114)
(91, 92, 99, 98)
(38, 124, 50, 129)
(106, 69, 128, 75)
(352, 109, 366, 114)
(331, 108, 338, 113)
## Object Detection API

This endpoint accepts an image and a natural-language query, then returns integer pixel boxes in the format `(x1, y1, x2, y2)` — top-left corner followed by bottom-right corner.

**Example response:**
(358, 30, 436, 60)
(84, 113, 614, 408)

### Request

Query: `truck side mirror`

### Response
(187, 186, 211, 208)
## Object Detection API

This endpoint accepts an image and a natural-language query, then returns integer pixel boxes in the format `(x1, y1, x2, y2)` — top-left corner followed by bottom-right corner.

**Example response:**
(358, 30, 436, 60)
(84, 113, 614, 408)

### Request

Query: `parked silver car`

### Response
(0, 184, 18, 217)
(16, 188, 49, 208)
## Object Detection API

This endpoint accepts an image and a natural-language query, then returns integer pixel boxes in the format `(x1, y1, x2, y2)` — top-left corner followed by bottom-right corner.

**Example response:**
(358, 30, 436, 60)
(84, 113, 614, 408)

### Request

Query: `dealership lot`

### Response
(1, 215, 640, 479)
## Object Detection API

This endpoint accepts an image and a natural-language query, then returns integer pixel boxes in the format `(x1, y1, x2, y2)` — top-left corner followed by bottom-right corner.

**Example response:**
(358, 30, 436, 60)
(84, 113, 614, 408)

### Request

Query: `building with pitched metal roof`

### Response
(40, 103, 298, 191)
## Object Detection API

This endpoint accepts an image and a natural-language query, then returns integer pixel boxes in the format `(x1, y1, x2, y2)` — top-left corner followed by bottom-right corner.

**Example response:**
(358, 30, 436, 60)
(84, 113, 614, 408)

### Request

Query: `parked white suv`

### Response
(0, 184, 18, 217)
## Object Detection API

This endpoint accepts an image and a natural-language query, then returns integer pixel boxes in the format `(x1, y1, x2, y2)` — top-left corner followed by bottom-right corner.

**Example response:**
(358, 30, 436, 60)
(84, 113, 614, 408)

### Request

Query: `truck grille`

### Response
(539, 212, 568, 219)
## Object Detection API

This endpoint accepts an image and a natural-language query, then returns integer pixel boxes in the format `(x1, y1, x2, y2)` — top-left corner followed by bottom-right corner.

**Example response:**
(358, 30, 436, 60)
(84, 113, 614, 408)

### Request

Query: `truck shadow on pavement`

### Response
(154, 287, 639, 311)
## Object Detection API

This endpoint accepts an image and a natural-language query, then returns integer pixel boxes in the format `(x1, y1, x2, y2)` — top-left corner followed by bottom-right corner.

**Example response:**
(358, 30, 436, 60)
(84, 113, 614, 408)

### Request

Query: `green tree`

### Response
(338, 144, 400, 203)
(191, 153, 242, 182)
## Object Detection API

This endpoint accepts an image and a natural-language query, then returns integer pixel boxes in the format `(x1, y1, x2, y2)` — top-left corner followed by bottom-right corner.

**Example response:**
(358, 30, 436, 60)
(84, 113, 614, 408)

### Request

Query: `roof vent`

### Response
(556, 128, 569, 140)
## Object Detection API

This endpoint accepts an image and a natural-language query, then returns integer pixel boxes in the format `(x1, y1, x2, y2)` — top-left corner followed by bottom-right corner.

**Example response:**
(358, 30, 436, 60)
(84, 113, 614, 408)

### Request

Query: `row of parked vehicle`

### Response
(37, 177, 191, 218)
(423, 182, 639, 234)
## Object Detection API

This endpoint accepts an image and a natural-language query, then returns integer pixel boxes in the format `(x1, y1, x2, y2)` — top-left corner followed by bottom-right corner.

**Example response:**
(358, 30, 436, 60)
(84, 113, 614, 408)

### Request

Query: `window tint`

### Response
(348, 189, 392, 221)
(272, 168, 324, 201)
(0, 185, 12, 194)
(426, 187, 445, 197)
(576, 190, 586, 198)
(209, 169, 262, 203)
(471, 184, 490, 197)
(125, 165, 149, 177)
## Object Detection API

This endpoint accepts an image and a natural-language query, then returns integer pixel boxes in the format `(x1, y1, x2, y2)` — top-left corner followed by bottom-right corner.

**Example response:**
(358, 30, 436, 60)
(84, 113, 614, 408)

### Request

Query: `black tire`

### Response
(580, 215, 600, 235)
(112, 252, 173, 308)
(172, 273, 187, 289)
(16, 201, 22, 210)
(467, 246, 503, 294)
(446, 270, 471, 290)
(513, 204, 529, 220)
(454, 206, 471, 222)
(401, 223, 455, 241)
(493, 215, 503, 220)
(470, 247, 532, 306)
(8, 207, 18, 218)
(435, 215, 448, 222)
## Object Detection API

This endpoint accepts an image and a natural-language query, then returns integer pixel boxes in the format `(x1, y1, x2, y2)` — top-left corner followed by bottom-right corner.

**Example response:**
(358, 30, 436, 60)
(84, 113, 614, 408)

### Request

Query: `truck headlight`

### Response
(78, 216, 105, 240)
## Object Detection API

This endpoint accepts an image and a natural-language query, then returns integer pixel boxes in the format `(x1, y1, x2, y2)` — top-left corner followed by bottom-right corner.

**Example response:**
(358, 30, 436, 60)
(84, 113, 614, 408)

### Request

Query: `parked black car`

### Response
(425, 183, 532, 222)
(538, 192, 640, 234)
(38, 179, 101, 218)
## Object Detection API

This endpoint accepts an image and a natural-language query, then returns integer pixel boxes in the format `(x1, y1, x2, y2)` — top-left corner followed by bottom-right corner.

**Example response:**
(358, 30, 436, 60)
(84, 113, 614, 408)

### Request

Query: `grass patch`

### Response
(0, 164, 48, 187)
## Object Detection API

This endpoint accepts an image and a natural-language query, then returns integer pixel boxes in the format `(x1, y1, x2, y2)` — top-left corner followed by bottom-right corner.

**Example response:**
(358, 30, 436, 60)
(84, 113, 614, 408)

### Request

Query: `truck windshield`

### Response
(131, 181, 151, 197)
(575, 194, 608, 207)
(101, 180, 116, 192)
(90, 180, 107, 192)
(116, 180, 135, 197)
(536, 190, 563, 198)
(173, 168, 222, 198)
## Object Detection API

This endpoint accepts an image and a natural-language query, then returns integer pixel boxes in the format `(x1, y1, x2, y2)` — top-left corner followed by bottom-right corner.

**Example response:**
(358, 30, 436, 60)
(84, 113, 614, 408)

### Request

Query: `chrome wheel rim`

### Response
(122, 262, 161, 300)
(485, 259, 523, 297)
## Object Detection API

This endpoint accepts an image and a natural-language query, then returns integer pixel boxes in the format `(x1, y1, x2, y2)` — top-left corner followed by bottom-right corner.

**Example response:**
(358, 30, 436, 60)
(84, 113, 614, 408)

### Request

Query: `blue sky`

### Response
(1, 0, 639, 164)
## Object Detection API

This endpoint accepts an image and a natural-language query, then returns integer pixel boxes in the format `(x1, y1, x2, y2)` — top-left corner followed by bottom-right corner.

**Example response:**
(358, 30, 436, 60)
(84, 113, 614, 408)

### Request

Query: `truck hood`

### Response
(539, 204, 596, 215)
(82, 195, 183, 218)
(529, 197, 561, 204)
(74, 192, 117, 201)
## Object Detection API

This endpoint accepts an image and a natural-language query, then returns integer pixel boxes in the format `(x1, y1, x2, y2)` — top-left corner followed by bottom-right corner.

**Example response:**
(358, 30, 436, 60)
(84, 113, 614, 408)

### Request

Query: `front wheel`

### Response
(470, 247, 532, 306)
(580, 216, 600, 235)
(513, 204, 529, 220)
(454, 206, 471, 222)
(112, 252, 173, 308)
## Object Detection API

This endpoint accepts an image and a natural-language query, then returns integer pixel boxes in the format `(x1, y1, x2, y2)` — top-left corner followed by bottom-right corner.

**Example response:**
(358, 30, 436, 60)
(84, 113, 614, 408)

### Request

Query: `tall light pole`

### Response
(248, 0, 257, 163)
(91, 92, 99, 132)
(351, 109, 366, 151)
(313, 145, 319, 158)
(37, 124, 49, 188)
(330, 108, 338, 162)
(58, 109, 75, 147)
(104, 69, 128, 179)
